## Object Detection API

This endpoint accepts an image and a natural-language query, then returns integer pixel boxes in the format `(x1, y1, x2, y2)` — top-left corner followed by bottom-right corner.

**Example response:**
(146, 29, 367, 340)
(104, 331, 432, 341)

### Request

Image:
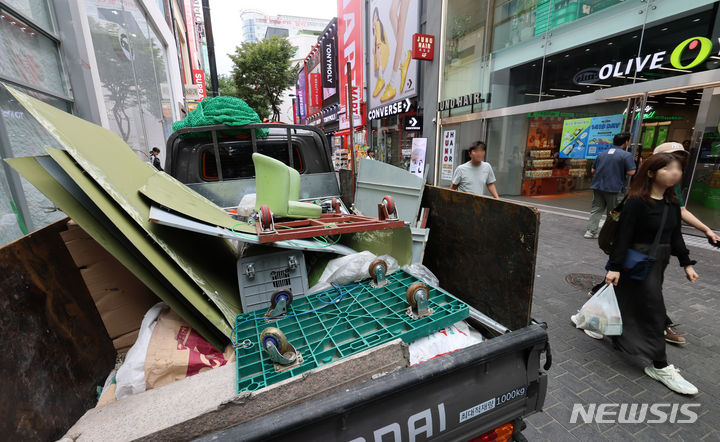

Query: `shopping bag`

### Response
(573, 284, 622, 336)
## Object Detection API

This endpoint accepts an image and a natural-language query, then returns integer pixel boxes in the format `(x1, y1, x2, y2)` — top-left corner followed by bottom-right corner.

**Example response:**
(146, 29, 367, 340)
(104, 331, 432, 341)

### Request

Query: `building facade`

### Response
(433, 0, 720, 230)
(0, 0, 187, 246)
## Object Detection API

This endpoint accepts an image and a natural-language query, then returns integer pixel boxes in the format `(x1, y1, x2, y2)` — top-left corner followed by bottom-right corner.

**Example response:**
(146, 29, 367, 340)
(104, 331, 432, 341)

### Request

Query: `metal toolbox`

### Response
(237, 247, 309, 313)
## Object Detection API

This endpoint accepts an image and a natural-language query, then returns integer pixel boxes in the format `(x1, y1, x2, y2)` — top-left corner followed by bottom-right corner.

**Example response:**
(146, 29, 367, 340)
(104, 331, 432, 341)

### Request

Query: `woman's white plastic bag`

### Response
(574, 284, 622, 336)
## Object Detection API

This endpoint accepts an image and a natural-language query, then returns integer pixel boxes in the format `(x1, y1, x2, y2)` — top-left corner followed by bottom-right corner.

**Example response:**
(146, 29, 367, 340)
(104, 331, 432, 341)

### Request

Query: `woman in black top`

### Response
(605, 153, 699, 395)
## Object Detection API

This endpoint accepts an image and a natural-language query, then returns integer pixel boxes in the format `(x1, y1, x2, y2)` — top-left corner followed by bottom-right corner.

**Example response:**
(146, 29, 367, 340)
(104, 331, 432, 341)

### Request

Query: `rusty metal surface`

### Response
(0, 219, 116, 441)
(421, 186, 540, 330)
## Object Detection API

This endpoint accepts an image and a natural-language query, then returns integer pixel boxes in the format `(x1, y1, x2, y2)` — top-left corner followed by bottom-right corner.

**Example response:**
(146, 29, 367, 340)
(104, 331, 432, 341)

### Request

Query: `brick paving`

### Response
(523, 209, 720, 441)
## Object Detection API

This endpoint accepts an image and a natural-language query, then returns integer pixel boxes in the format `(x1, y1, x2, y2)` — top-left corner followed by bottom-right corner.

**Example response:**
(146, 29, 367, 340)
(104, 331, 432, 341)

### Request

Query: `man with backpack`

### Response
(584, 132, 637, 239)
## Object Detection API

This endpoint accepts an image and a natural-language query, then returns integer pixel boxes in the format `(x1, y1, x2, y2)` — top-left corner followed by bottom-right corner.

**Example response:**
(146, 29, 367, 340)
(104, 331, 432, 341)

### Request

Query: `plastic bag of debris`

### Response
(308, 251, 399, 294)
(400, 263, 439, 287)
(409, 321, 483, 365)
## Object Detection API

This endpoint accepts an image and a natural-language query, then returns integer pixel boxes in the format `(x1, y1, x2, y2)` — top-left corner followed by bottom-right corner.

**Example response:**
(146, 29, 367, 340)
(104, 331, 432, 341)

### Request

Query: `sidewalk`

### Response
(523, 208, 720, 441)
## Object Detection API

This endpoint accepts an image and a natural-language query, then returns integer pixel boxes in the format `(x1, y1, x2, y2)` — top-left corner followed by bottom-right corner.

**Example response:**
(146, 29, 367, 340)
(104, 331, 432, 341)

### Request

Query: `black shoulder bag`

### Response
(598, 196, 627, 255)
(619, 200, 669, 281)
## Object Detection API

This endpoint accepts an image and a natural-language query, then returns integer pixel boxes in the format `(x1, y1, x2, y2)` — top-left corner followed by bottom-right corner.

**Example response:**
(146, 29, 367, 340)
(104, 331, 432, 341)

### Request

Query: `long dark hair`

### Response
(628, 153, 680, 204)
(372, 8, 386, 43)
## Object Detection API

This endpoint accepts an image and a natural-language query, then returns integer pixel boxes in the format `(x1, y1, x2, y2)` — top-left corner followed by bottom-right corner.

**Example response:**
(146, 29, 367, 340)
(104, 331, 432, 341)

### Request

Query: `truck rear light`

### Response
(468, 422, 515, 442)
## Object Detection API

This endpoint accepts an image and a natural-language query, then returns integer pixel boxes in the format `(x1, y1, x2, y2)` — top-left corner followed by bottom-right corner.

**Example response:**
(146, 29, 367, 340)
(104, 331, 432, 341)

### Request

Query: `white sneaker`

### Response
(583, 231, 598, 239)
(570, 314, 604, 339)
(644, 364, 699, 395)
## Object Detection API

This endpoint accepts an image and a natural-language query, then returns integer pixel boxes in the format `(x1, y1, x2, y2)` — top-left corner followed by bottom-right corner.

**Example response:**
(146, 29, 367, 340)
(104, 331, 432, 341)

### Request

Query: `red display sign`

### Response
(309, 73, 322, 107)
(193, 69, 206, 100)
(337, 0, 363, 129)
(412, 33, 435, 61)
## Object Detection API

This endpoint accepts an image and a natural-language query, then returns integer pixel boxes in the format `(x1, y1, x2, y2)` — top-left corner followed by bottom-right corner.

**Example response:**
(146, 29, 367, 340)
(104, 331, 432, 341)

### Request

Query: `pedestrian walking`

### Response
(605, 153, 699, 395)
(450, 141, 499, 198)
(150, 147, 163, 171)
(652, 142, 719, 345)
(584, 132, 636, 239)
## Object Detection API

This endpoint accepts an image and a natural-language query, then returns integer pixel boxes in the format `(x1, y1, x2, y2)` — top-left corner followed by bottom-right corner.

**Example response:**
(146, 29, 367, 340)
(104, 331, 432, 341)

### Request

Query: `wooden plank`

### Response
(421, 186, 539, 330)
(0, 219, 116, 441)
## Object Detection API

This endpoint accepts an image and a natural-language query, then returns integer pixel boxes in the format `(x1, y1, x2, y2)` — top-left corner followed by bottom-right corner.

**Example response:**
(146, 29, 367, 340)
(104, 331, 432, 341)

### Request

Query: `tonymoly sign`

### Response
(597, 36, 716, 80)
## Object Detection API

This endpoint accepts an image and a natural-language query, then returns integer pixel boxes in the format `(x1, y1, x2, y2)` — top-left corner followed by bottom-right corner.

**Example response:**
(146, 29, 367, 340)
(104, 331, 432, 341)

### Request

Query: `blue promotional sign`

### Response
(586, 114, 624, 158)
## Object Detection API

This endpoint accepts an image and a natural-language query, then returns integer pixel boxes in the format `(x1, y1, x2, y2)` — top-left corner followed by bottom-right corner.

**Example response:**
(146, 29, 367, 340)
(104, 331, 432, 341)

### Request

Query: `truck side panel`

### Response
(198, 325, 548, 442)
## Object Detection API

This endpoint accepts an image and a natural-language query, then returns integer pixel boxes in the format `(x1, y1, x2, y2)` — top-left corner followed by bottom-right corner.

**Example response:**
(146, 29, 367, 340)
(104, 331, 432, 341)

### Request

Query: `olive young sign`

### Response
(597, 36, 717, 80)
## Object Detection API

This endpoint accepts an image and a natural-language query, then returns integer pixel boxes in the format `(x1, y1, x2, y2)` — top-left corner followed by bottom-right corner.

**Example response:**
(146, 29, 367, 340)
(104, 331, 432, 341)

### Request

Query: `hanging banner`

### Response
(586, 114, 623, 158)
(296, 66, 308, 122)
(409, 138, 427, 178)
(441, 130, 456, 180)
(320, 18, 339, 106)
(306, 45, 323, 116)
(367, 0, 419, 118)
(183, 0, 199, 70)
(338, 0, 363, 130)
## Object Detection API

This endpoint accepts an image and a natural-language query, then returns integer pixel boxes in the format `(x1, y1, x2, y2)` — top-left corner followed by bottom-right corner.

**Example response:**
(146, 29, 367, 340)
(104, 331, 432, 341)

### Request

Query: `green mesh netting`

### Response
(172, 96, 268, 138)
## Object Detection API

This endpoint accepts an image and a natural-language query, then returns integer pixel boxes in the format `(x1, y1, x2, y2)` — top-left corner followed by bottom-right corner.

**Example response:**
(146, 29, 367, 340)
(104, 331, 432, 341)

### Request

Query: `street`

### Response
(522, 207, 720, 441)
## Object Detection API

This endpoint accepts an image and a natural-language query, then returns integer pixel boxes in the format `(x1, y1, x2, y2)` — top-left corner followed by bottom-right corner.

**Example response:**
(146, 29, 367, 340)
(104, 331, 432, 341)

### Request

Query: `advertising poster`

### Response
(409, 138, 427, 178)
(368, 0, 419, 113)
(586, 114, 623, 158)
(337, 0, 363, 130)
(296, 66, 308, 123)
(656, 125, 669, 145)
(321, 19, 339, 105)
(559, 118, 592, 159)
(306, 47, 322, 116)
(642, 126, 656, 150)
(441, 130, 456, 180)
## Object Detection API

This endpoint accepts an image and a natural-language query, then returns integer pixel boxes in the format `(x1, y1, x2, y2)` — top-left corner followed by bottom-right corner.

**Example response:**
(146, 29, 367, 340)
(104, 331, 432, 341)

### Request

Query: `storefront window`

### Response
(442, 0, 490, 101)
(687, 91, 720, 230)
(0, 9, 66, 97)
(0, 85, 69, 243)
(86, 0, 172, 158)
(3, 0, 54, 31)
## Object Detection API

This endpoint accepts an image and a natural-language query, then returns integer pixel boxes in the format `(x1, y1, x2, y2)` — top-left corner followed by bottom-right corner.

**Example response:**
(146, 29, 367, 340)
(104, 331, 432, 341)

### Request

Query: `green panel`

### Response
(42, 148, 233, 336)
(5, 85, 242, 327)
(4, 156, 228, 349)
(234, 271, 469, 393)
(343, 226, 413, 266)
(139, 172, 254, 233)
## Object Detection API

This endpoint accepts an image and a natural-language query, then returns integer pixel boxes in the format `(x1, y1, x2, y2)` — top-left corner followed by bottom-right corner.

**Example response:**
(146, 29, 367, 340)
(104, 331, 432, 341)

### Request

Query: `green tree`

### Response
(217, 74, 238, 98)
(229, 36, 298, 121)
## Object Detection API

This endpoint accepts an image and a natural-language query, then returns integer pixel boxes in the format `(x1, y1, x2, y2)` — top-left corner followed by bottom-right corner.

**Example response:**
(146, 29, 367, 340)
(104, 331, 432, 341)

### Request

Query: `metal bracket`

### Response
(407, 289, 433, 320)
(245, 264, 255, 279)
(266, 342, 302, 372)
(370, 264, 388, 288)
(264, 298, 288, 320)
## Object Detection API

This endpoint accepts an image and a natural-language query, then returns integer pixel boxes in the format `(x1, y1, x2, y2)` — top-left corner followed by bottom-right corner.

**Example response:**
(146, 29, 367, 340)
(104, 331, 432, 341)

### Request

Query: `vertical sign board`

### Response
(310, 73, 323, 107)
(192, 69, 206, 100)
(337, 0, 363, 129)
(441, 130, 456, 180)
(183, 0, 199, 70)
(409, 138, 427, 178)
(321, 19, 339, 106)
(306, 46, 323, 116)
(585, 114, 623, 158)
(296, 66, 308, 124)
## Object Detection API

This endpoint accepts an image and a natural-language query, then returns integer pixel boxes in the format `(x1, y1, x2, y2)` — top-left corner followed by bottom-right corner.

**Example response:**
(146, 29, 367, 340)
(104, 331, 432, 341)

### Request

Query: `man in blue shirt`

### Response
(584, 132, 636, 238)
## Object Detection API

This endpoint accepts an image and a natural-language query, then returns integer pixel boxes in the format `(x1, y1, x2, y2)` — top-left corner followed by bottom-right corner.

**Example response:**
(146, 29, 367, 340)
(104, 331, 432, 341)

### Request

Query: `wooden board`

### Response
(0, 219, 116, 441)
(421, 186, 539, 330)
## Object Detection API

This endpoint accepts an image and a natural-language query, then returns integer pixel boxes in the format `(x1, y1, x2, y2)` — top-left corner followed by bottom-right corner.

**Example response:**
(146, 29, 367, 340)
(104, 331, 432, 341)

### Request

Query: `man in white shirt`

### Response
(450, 141, 499, 198)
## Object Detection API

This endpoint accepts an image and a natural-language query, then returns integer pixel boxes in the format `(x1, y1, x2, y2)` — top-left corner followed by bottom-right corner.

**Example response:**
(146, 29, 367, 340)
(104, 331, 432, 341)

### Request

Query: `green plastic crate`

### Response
(234, 270, 469, 393)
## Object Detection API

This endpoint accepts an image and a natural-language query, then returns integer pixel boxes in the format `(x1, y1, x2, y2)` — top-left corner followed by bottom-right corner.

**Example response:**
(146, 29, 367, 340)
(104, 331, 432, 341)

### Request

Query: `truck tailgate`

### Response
(199, 324, 548, 441)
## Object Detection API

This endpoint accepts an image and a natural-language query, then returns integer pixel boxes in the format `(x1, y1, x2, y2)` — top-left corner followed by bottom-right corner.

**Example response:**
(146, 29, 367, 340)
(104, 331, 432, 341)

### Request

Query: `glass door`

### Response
(686, 89, 720, 231)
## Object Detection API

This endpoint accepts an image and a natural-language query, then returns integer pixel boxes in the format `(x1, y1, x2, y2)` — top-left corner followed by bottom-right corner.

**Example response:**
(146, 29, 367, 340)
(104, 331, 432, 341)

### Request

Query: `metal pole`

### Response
(347, 61, 357, 195)
(202, 0, 219, 97)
